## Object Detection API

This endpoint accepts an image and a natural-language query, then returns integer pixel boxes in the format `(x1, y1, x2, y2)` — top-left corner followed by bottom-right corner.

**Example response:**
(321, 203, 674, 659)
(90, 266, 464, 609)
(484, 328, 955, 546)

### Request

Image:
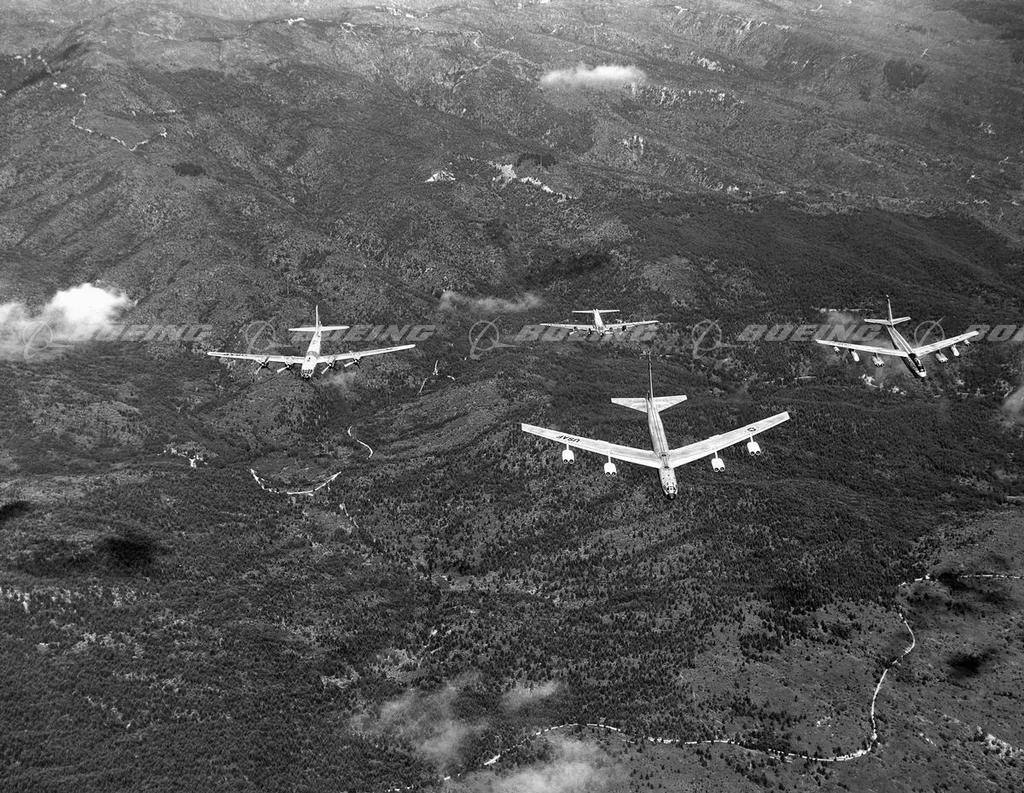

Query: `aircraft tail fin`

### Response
(290, 305, 349, 332)
(867, 295, 910, 326)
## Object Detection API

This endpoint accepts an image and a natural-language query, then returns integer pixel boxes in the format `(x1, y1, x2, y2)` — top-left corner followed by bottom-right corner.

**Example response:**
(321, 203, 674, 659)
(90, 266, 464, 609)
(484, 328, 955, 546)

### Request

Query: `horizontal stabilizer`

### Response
(573, 309, 619, 314)
(610, 397, 648, 412)
(289, 324, 350, 332)
(611, 395, 687, 412)
(865, 316, 910, 326)
(651, 395, 688, 412)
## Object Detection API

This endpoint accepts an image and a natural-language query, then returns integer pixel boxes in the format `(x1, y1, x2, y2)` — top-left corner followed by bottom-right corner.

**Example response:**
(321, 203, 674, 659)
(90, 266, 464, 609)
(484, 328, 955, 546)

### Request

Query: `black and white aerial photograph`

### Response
(1, 0, 1022, 790)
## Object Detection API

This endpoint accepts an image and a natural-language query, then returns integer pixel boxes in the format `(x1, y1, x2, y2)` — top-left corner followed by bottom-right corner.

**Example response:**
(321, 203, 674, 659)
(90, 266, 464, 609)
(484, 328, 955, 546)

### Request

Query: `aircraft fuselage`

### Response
(571, 310, 626, 337)
(644, 397, 678, 498)
(301, 328, 323, 378)
(884, 326, 928, 378)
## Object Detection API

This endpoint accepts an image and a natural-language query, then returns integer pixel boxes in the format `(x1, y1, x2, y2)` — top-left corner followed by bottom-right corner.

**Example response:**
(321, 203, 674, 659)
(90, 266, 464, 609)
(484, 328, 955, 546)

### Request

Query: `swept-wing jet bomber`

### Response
(815, 296, 978, 378)
(207, 306, 415, 379)
(541, 309, 658, 337)
(521, 361, 790, 498)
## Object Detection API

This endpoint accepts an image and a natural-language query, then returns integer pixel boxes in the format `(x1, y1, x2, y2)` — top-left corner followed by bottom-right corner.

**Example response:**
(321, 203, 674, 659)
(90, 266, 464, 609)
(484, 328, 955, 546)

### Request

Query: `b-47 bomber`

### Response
(521, 361, 790, 499)
(541, 309, 658, 337)
(207, 306, 415, 379)
(816, 296, 978, 378)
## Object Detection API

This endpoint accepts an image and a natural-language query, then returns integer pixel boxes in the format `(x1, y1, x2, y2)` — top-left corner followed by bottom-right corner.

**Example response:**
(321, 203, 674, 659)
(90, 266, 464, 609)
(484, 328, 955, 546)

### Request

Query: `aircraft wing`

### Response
(912, 330, 979, 357)
(666, 412, 790, 468)
(540, 323, 594, 330)
(319, 343, 415, 364)
(207, 351, 305, 365)
(521, 423, 662, 468)
(814, 339, 909, 358)
(613, 320, 659, 329)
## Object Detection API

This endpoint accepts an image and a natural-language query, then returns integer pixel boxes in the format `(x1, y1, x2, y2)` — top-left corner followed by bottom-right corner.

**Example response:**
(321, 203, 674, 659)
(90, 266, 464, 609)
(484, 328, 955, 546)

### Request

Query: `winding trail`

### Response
(384, 570, 1022, 791)
(249, 468, 343, 497)
(347, 425, 374, 458)
(70, 91, 169, 151)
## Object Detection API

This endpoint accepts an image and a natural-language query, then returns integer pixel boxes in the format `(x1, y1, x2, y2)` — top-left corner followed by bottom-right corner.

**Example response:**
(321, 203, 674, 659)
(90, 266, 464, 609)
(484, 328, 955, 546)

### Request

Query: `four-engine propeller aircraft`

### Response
(521, 361, 790, 498)
(207, 306, 415, 379)
(815, 296, 978, 378)
(541, 309, 658, 337)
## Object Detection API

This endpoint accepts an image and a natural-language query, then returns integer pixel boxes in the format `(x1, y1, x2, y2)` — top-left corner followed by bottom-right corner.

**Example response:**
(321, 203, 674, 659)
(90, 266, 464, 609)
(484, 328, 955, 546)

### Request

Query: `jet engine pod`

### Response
(935, 352, 949, 363)
(872, 355, 884, 367)
(850, 350, 860, 363)
(711, 454, 725, 472)
(562, 447, 575, 464)
(604, 459, 617, 476)
(746, 440, 762, 456)
(952, 345, 960, 357)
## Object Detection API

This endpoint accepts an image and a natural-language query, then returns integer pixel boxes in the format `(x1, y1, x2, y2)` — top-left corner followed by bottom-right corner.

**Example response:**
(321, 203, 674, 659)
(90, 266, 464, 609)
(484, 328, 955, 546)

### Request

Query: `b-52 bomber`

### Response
(521, 361, 790, 499)
(207, 307, 415, 379)
(541, 309, 658, 337)
(816, 296, 978, 378)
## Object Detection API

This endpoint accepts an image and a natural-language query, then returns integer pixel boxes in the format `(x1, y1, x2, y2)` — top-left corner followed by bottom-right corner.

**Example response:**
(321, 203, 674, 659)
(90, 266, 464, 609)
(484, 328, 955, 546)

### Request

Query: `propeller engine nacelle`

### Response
(850, 350, 860, 363)
(872, 355, 884, 367)
(935, 352, 949, 363)
(746, 440, 762, 456)
(711, 455, 725, 472)
(562, 448, 575, 464)
(604, 460, 617, 476)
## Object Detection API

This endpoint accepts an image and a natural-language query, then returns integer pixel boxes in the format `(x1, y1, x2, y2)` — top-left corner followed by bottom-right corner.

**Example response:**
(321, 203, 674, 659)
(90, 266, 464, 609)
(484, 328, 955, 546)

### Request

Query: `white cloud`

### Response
(501, 680, 560, 711)
(539, 64, 646, 90)
(322, 367, 361, 392)
(1002, 383, 1024, 425)
(352, 677, 486, 770)
(465, 735, 622, 793)
(439, 290, 542, 314)
(0, 283, 132, 360)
